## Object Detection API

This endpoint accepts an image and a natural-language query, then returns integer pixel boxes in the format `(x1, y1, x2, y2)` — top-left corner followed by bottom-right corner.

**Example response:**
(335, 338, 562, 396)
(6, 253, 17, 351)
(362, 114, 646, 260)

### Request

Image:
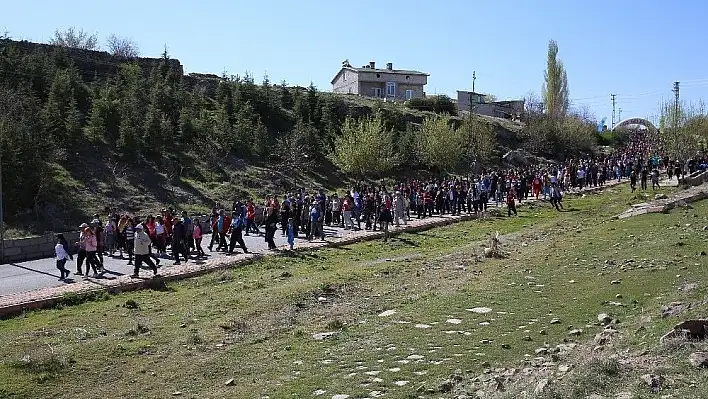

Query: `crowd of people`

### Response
(54, 129, 708, 280)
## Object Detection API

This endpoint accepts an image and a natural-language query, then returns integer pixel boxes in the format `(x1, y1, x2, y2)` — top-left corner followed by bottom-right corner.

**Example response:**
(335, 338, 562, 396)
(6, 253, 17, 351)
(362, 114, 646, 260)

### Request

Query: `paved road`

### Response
(0, 225, 349, 297)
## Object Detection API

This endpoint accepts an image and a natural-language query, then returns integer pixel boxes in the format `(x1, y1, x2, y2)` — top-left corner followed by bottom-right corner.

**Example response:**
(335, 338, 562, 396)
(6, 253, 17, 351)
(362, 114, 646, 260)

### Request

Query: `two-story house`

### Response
(331, 60, 428, 100)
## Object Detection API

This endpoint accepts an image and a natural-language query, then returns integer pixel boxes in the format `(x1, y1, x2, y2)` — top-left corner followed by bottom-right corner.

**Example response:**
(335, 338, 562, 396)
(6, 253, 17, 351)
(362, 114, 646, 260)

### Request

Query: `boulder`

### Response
(689, 352, 708, 368)
(660, 319, 708, 344)
(594, 328, 617, 345)
(661, 303, 686, 318)
(597, 313, 612, 325)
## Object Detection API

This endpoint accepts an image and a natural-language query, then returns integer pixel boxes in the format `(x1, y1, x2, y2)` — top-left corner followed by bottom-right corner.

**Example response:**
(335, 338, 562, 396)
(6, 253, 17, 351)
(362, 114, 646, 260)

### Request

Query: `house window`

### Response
(386, 82, 396, 97)
(405, 89, 414, 100)
(373, 88, 382, 97)
(343, 72, 346, 81)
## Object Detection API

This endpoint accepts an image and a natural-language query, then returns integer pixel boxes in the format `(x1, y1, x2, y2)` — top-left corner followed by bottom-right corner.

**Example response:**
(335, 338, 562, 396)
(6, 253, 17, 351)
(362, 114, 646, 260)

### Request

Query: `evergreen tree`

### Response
(279, 80, 293, 110)
(116, 64, 146, 155)
(64, 94, 84, 145)
(43, 70, 72, 145)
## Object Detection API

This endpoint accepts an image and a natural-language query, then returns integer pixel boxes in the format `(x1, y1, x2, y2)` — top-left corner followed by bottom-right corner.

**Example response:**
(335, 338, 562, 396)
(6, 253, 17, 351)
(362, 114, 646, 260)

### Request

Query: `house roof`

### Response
(331, 66, 429, 84)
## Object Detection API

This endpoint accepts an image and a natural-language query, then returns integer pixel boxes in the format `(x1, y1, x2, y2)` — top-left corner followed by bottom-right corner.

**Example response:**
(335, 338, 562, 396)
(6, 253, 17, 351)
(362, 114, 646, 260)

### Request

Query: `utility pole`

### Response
(618, 108, 622, 121)
(469, 71, 477, 113)
(673, 81, 680, 121)
(611, 94, 616, 130)
(672, 81, 680, 159)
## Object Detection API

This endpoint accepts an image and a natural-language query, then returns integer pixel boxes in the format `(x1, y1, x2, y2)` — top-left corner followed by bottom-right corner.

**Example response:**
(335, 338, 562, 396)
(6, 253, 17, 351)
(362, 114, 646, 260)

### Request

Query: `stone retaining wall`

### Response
(681, 170, 708, 188)
(1, 232, 81, 263)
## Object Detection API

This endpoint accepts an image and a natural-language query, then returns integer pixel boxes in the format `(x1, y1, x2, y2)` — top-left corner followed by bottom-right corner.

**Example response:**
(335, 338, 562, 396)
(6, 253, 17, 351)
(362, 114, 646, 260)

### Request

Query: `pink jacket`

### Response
(192, 224, 202, 240)
(84, 235, 98, 252)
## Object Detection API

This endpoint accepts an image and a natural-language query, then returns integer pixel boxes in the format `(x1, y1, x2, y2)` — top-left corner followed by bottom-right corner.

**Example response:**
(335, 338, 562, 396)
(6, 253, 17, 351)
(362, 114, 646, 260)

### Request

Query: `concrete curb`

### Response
(0, 180, 623, 318)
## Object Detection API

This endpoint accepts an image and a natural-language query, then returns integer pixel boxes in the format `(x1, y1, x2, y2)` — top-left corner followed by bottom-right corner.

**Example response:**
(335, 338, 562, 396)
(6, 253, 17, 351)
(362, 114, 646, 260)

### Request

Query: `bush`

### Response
(406, 95, 457, 115)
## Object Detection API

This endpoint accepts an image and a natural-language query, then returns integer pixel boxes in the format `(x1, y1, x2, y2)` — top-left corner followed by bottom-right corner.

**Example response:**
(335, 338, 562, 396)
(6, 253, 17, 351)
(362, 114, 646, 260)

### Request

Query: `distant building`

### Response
(457, 90, 524, 120)
(331, 60, 429, 101)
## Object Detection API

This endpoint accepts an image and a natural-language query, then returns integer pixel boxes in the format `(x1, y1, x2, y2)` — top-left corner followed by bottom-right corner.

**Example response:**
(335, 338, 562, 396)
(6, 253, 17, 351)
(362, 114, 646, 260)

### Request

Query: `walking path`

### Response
(0, 178, 662, 317)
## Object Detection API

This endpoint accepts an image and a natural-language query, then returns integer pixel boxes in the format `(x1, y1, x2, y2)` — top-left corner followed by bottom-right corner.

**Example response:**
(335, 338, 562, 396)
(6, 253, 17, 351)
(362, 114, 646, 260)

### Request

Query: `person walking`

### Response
(75, 222, 89, 275)
(227, 211, 249, 254)
(192, 218, 206, 258)
(506, 188, 518, 217)
(287, 218, 295, 250)
(171, 218, 189, 265)
(131, 224, 159, 278)
(82, 226, 100, 278)
(55, 234, 73, 280)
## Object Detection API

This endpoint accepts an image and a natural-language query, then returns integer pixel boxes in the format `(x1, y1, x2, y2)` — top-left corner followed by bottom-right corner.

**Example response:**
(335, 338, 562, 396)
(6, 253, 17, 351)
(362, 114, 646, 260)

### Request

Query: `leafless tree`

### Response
(523, 90, 544, 114)
(106, 34, 140, 58)
(49, 27, 99, 50)
(0, 28, 9, 40)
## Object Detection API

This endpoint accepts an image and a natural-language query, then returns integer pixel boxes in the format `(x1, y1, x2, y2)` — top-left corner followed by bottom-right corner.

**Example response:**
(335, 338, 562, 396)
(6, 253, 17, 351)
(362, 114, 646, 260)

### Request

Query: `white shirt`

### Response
(55, 243, 69, 260)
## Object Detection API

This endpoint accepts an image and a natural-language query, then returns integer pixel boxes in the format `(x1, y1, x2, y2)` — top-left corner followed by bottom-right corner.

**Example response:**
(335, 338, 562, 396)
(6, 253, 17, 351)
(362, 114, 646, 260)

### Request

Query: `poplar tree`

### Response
(542, 40, 569, 119)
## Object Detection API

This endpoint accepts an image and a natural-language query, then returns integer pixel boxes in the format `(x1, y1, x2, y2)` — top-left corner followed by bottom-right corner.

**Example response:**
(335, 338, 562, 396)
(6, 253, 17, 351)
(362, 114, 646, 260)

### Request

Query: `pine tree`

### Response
(116, 64, 146, 155)
(43, 70, 72, 145)
(64, 94, 84, 145)
(279, 80, 293, 110)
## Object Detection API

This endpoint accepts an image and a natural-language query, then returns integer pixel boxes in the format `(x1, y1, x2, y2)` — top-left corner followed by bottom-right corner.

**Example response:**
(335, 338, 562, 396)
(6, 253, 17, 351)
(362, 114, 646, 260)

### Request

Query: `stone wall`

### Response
(1, 232, 80, 264)
(682, 170, 708, 188)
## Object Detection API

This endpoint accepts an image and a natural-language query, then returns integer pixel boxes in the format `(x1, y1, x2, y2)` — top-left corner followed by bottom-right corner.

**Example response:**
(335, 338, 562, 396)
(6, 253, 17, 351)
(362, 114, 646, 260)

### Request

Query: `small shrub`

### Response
(217, 271, 234, 282)
(9, 352, 72, 383)
(187, 329, 203, 345)
(123, 300, 139, 309)
(326, 318, 345, 330)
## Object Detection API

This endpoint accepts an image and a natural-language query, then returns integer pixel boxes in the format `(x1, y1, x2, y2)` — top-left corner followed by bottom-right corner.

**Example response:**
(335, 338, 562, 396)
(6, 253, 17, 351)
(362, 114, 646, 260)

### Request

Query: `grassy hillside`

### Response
(2, 184, 707, 398)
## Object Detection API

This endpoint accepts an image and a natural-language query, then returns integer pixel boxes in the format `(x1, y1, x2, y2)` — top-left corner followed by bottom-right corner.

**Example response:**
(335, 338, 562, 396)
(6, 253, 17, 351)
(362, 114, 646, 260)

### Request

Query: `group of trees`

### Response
(2, 26, 141, 58)
(656, 99, 708, 159)
(332, 113, 497, 177)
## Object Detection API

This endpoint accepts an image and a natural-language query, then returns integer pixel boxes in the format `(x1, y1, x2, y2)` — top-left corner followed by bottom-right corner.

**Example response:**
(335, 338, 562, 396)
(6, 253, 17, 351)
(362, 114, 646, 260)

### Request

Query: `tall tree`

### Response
(43, 70, 73, 145)
(542, 40, 569, 119)
(116, 64, 146, 155)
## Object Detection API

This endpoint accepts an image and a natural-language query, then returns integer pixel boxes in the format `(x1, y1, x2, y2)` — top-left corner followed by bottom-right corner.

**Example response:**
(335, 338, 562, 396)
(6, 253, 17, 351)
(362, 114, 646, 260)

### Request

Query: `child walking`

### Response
(287, 218, 295, 250)
(192, 218, 206, 257)
(55, 234, 73, 280)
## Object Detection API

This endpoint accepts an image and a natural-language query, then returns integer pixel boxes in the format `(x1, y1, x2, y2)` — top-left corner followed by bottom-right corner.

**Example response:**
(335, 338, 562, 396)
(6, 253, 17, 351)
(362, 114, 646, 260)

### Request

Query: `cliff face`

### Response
(0, 38, 184, 81)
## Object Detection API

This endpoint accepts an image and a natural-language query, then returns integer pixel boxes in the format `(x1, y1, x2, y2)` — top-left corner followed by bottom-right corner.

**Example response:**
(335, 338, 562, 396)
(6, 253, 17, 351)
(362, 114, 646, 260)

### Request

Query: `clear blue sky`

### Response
(3, 0, 708, 125)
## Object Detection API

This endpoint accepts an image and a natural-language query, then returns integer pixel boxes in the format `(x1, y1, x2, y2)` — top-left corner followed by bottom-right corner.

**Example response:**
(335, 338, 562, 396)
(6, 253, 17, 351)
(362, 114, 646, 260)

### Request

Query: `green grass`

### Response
(1, 184, 707, 398)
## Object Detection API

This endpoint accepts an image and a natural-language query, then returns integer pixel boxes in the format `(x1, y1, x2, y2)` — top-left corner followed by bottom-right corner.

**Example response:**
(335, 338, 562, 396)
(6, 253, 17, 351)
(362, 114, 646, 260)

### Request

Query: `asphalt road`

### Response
(0, 224, 349, 297)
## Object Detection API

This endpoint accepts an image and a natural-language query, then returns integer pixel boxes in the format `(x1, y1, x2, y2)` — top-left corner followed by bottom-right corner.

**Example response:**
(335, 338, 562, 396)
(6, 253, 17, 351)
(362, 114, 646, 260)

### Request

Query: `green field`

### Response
(2, 185, 708, 399)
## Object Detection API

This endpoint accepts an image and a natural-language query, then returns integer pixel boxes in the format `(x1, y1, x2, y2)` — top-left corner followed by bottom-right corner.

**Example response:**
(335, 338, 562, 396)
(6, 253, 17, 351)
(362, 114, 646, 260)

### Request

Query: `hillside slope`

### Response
(0, 39, 524, 236)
